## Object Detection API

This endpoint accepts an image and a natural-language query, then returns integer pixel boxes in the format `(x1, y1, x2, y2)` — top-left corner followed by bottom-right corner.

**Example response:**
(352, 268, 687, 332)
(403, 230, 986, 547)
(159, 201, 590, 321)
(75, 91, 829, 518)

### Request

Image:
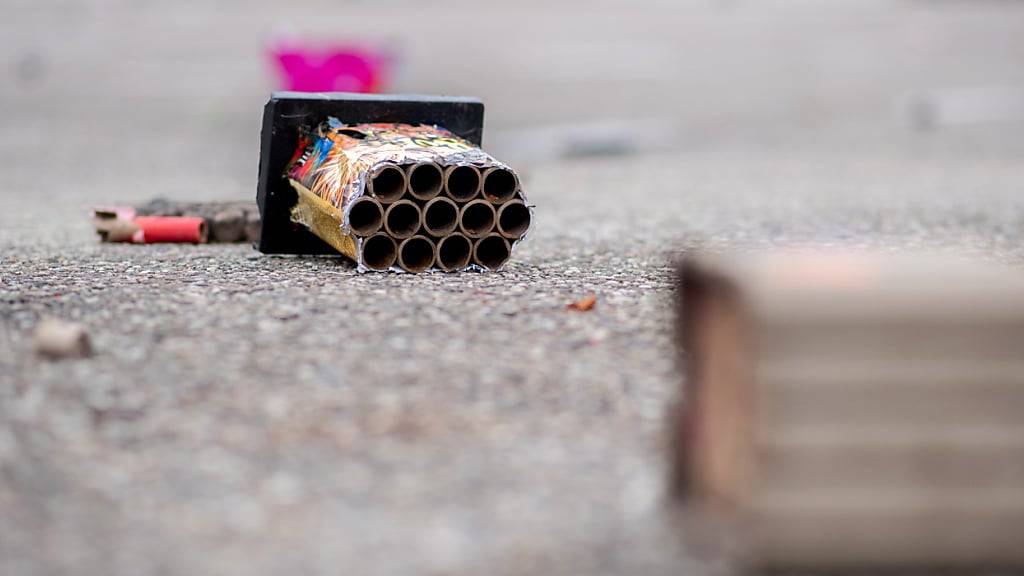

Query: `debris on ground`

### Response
(93, 200, 261, 244)
(33, 318, 93, 359)
(93, 208, 208, 244)
(566, 294, 597, 311)
(210, 208, 247, 243)
(268, 39, 393, 93)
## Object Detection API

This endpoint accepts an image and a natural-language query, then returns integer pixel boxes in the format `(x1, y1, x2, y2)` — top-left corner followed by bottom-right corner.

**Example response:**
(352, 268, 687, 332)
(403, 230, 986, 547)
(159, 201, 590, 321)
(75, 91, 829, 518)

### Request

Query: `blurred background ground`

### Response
(2, 1, 1024, 574)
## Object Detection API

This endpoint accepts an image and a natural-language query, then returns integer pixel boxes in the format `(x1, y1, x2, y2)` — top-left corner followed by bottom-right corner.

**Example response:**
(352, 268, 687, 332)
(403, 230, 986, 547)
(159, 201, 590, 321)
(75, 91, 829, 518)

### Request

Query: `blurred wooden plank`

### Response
(751, 504, 1024, 568)
(675, 251, 1024, 570)
(762, 379, 1024, 430)
(759, 433, 1024, 492)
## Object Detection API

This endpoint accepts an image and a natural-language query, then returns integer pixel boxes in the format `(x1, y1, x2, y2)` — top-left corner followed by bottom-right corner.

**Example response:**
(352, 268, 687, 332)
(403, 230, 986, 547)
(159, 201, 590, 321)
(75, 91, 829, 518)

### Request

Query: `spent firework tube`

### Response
(132, 216, 208, 243)
(285, 118, 532, 272)
(93, 209, 208, 244)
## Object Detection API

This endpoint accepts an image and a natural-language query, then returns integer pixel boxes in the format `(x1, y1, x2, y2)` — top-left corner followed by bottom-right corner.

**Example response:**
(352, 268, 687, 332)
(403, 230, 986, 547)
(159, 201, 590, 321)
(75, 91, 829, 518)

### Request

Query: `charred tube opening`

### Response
(458, 200, 496, 238)
(398, 235, 436, 273)
(436, 233, 472, 272)
(197, 220, 209, 244)
(385, 200, 422, 239)
(496, 200, 531, 239)
(473, 234, 511, 270)
(407, 162, 444, 201)
(444, 165, 481, 202)
(361, 233, 398, 271)
(367, 164, 406, 203)
(348, 196, 384, 236)
(482, 167, 518, 204)
(422, 197, 459, 237)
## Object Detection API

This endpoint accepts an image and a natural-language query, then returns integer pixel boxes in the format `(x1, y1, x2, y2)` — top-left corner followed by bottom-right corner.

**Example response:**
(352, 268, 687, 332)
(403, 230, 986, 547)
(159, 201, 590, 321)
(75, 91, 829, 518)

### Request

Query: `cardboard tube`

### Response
(348, 196, 384, 236)
(367, 164, 406, 203)
(422, 197, 459, 237)
(496, 200, 531, 239)
(444, 165, 481, 201)
(361, 233, 397, 271)
(407, 162, 444, 201)
(384, 200, 422, 239)
(482, 167, 518, 204)
(398, 235, 436, 273)
(473, 234, 511, 270)
(133, 216, 208, 244)
(436, 233, 472, 272)
(458, 200, 496, 239)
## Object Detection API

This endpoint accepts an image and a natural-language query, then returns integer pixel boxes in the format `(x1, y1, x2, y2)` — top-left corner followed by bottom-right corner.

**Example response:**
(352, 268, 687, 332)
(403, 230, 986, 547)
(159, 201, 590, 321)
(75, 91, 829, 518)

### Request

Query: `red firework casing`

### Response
(133, 216, 208, 244)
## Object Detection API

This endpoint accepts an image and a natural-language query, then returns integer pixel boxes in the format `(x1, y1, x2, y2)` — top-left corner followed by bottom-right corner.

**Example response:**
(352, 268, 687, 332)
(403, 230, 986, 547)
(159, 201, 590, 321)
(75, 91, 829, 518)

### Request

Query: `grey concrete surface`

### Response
(3, 1, 1024, 575)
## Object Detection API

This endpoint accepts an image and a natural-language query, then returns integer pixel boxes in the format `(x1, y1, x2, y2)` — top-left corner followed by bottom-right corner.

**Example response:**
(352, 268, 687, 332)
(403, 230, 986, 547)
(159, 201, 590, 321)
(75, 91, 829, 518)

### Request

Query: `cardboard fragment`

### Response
(567, 294, 597, 311)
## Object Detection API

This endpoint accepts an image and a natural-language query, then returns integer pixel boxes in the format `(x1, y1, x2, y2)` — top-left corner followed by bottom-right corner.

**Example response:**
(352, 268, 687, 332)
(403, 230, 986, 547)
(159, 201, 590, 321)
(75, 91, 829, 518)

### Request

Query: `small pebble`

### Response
(211, 209, 246, 243)
(33, 318, 93, 359)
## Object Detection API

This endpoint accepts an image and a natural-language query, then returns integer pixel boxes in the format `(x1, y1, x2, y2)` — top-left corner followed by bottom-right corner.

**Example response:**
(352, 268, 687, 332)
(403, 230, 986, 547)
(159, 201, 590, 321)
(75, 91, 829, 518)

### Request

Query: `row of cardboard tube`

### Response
(361, 232, 512, 272)
(350, 162, 531, 271)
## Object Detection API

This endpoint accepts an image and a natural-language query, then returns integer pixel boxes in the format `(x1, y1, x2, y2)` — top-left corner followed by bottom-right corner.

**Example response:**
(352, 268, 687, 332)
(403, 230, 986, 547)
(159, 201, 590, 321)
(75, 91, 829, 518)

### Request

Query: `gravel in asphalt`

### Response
(3, 150, 1024, 574)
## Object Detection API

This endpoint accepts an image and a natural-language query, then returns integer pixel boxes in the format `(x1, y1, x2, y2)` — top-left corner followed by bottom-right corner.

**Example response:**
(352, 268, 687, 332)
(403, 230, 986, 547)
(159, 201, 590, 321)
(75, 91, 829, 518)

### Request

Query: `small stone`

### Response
(210, 209, 246, 243)
(243, 209, 262, 243)
(33, 318, 93, 359)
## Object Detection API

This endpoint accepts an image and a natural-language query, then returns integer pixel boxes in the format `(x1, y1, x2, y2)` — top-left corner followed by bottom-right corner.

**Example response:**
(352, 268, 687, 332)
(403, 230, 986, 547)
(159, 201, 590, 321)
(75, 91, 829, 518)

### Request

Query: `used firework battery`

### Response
(255, 93, 532, 272)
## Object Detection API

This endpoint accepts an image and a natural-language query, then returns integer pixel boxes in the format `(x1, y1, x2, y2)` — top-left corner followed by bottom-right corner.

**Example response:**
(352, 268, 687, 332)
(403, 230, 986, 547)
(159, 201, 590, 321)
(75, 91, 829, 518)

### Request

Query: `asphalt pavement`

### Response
(3, 1, 1024, 574)
(4, 149, 1024, 575)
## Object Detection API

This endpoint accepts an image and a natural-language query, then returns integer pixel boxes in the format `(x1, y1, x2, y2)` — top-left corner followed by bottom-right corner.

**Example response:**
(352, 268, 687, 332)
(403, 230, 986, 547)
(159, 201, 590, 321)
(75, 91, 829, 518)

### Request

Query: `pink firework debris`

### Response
(269, 40, 392, 93)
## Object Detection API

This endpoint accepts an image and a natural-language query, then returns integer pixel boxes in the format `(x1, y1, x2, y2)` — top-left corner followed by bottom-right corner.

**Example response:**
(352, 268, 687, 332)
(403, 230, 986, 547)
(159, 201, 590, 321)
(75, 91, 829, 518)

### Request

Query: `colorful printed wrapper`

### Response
(285, 118, 531, 272)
